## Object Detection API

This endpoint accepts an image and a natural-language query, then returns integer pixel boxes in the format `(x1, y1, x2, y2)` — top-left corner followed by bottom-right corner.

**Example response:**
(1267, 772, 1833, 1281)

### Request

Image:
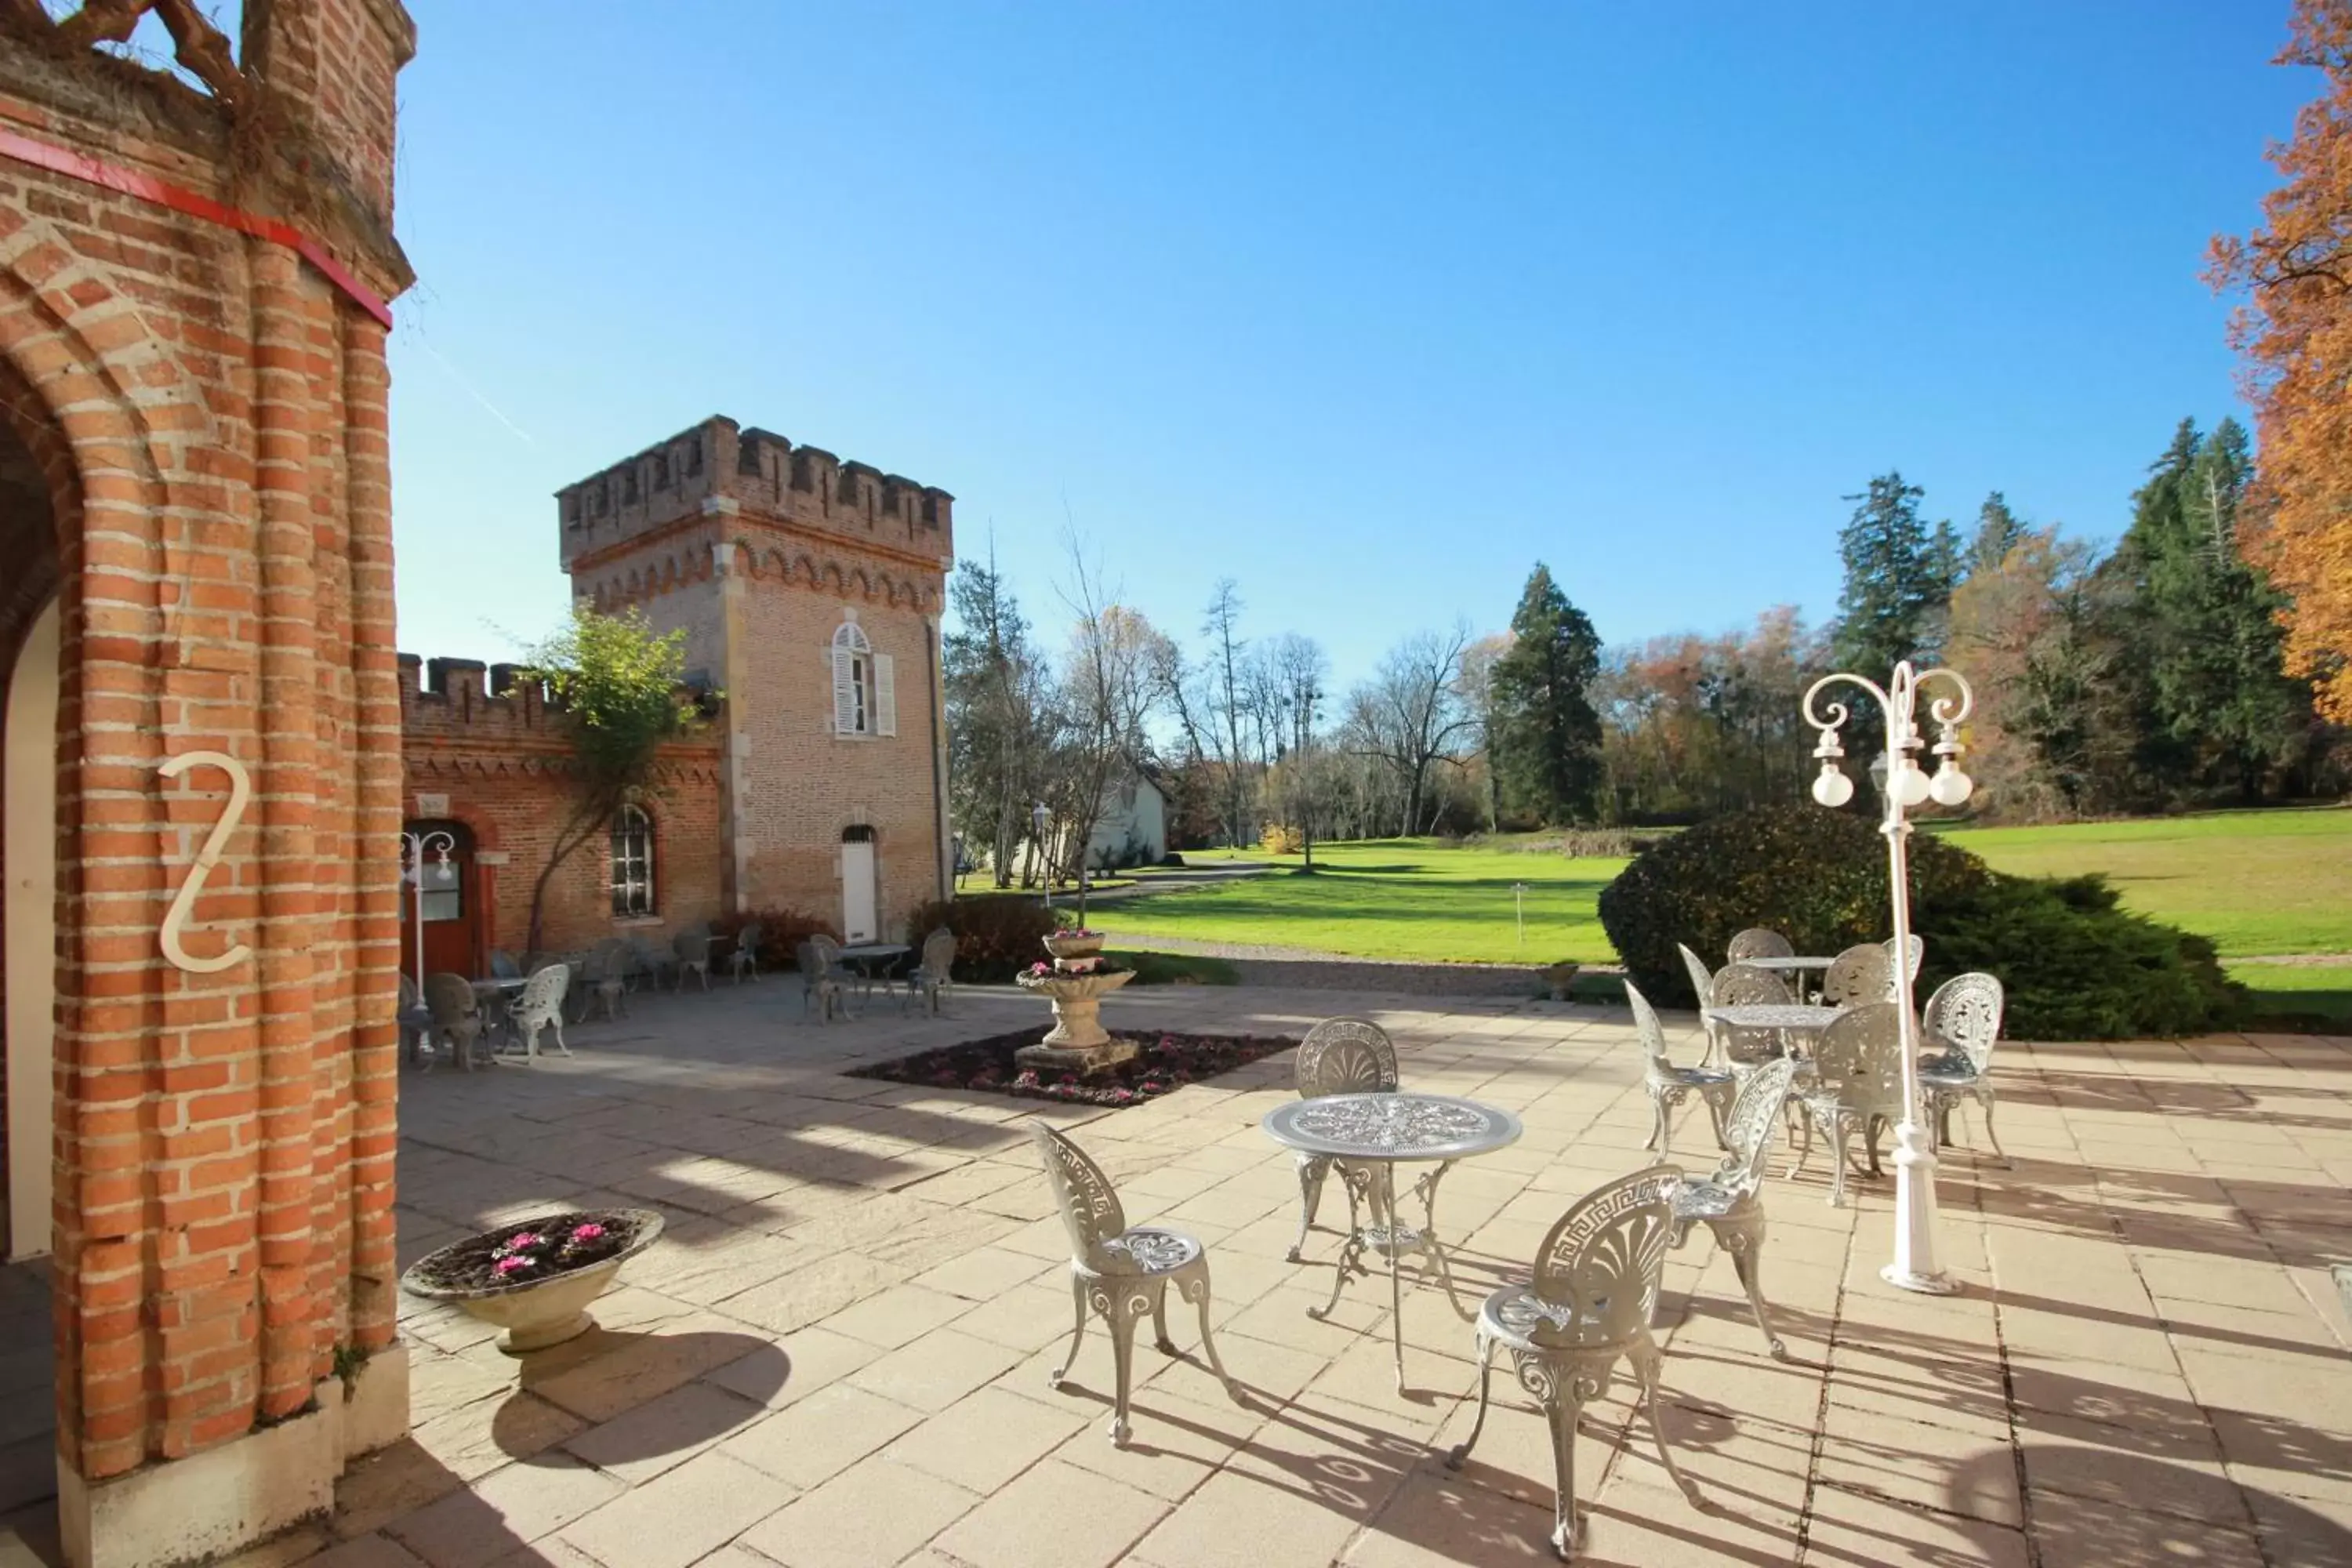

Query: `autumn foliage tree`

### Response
(2209, 0, 2352, 722)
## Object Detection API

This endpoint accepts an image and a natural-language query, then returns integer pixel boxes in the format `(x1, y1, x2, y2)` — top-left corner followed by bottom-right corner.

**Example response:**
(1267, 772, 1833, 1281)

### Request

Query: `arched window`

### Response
(610, 804, 655, 916)
(829, 620, 895, 738)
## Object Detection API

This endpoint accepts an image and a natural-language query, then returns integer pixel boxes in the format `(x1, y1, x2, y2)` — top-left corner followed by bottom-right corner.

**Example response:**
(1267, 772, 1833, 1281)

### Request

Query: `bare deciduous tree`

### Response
(1346, 622, 1477, 837)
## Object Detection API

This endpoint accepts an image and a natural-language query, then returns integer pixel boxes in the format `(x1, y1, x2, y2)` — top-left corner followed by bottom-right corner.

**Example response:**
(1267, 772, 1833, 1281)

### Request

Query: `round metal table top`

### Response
(1733, 955, 1834, 972)
(1702, 1002, 1846, 1031)
(1261, 1092, 1523, 1163)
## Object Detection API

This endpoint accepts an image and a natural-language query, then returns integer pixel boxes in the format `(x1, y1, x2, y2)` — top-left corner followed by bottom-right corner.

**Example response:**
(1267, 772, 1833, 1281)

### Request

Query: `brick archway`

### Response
(0, 2, 419, 1548)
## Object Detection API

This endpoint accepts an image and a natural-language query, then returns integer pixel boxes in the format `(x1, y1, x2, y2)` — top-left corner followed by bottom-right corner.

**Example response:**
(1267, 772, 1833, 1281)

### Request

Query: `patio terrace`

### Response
(141, 978, 2352, 1565)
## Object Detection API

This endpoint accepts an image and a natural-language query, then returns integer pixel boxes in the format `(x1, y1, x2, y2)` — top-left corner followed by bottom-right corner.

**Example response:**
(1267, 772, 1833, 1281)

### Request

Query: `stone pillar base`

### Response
(1015, 1039, 1141, 1076)
(58, 1341, 408, 1568)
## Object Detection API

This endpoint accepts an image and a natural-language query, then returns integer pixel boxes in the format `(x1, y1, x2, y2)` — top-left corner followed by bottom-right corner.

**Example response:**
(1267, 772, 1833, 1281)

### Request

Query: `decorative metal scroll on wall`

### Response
(158, 750, 252, 974)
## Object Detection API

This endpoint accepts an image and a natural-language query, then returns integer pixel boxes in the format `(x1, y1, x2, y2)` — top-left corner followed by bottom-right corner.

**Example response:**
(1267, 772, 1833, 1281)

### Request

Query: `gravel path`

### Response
(2231, 953, 2352, 966)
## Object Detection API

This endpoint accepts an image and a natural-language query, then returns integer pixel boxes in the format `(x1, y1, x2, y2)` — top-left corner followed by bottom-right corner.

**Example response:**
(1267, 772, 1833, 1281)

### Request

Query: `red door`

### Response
(400, 820, 480, 986)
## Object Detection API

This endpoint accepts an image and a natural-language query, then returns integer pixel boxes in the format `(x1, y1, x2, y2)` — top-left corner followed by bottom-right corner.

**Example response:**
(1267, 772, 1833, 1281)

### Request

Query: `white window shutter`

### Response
(832, 643, 857, 734)
(874, 654, 897, 737)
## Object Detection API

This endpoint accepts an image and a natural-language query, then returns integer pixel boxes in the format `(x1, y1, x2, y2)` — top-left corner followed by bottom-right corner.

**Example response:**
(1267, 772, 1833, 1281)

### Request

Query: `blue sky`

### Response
(381, 2, 2312, 688)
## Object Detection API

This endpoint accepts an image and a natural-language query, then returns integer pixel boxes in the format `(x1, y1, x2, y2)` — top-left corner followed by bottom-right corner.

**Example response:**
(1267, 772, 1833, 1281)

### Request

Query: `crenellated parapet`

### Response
(555, 415, 955, 577)
(397, 653, 724, 776)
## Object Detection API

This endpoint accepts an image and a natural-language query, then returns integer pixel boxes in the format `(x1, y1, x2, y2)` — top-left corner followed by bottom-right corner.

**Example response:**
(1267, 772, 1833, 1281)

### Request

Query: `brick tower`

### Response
(1, 3, 418, 1563)
(557, 418, 956, 943)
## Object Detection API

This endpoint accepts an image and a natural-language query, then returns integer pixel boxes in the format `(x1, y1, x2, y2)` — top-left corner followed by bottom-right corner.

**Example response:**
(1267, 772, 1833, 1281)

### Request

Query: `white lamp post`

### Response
(1802, 659, 1973, 1295)
(1031, 802, 1053, 913)
(400, 828, 456, 993)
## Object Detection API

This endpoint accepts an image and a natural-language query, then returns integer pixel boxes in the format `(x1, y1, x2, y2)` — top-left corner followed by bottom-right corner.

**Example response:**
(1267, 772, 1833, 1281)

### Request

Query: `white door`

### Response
(840, 840, 877, 944)
(5, 599, 58, 1260)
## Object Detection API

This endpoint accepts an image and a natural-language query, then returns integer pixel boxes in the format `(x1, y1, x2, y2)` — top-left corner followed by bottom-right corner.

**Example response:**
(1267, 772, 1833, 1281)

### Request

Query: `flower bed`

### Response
(405, 1210, 648, 1294)
(848, 1026, 1299, 1109)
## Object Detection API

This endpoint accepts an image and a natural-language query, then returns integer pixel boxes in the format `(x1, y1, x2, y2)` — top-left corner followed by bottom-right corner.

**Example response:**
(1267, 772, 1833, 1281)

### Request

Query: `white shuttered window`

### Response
(830, 620, 893, 737)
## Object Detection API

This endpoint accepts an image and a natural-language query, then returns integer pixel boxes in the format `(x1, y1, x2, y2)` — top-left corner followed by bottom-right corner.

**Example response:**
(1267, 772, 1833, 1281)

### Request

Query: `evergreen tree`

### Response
(1490, 564, 1604, 825)
(2118, 417, 2304, 798)
(1831, 472, 1948, 674)
(1929, 517, 1963, 598)
(1967, 492, 2026, 578)
(944, 552, 1049, 884)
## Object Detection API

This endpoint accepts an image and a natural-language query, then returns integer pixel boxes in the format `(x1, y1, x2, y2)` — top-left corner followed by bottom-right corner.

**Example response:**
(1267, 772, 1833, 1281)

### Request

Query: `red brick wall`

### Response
(0, 0, 416, 1485)
(397, 657, 727, 957)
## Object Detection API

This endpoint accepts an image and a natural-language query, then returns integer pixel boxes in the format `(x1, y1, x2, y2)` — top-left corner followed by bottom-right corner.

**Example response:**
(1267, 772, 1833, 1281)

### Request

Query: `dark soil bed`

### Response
(405, 1210, 648, 1294)
(848, 1026, 1300, 1108)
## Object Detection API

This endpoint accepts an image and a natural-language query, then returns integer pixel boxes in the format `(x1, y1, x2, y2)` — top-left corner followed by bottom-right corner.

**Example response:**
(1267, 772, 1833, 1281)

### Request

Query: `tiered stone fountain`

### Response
(1014, 930, 1137, 1074)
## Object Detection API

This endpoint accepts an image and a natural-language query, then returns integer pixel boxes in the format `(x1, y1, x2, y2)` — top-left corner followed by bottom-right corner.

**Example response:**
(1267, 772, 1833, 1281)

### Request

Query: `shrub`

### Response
(1597, 805, 1978, 1007)
(1596, 804, 2244, 1040)
(1260, 823, 1304, 855)
(1543, 827, 1666, 859)
(905, 896, 1060, 982)
(1922, 873, 2245, 1040)
(710, 906, 833, 973)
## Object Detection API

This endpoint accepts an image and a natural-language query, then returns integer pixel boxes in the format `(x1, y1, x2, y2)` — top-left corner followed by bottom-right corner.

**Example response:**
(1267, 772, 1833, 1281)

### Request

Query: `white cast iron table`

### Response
(1261, 1091, 1523, 1393)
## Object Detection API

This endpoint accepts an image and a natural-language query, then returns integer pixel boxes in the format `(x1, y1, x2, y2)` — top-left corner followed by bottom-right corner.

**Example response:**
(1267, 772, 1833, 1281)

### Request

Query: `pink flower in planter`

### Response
(493, 1254, 535, 1277)
(501, 1232, 545, 1253)
(570, 1223, 606, 1243)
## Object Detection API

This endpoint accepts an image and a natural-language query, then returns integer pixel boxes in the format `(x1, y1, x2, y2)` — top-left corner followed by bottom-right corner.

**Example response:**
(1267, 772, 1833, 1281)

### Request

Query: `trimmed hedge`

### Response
(904, 897, 1061, 983)
(710, 906, 834, 974)
(1596, 804, 2245, 1040)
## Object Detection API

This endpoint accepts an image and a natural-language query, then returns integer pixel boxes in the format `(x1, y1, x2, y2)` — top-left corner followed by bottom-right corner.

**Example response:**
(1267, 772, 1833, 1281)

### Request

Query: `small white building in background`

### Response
(988, 768, 1171, 883)
(1083, 768, 1169, 870)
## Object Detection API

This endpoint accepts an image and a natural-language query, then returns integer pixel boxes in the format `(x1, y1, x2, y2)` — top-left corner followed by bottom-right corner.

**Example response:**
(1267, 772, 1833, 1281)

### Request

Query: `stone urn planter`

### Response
(1544, 962, 1581, 1002)
(1041, 930, 1106, 963)
(1015, 929, 1136, 1074)
(401, 1207, 663, 1355)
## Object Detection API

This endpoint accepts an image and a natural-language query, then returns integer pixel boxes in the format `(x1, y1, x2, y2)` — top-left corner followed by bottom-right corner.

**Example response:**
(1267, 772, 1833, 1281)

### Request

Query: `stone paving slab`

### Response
(188, 977, 2352, 1564)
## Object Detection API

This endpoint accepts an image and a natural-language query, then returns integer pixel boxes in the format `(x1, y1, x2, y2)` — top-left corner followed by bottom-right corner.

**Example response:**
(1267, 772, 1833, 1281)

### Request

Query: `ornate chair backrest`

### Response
(1032, 1124, 1128, 1272)
(736, 922, 764, 956)
(794, 940, 826, 984)
(398, 973, 419, 1014)
(1526, 1164, 1683, 1349)
(517, 962, 569, 1021)
(810, 933, 844, 970)
(1296, 1016, 1400, 1098)
(1923, 971, 2004, 1073)
(920, 927, 956, 978)
(1676, 944, 1716, 1010)
(673, 927, 710, 964)
(1708, 964, 1791, 1065)
(1623, 981, 1676, 1073)
(626, 937, 663, 978)
(1727, 927, 1795, 963)
(1707, 1056, 1798, 1198)
(1886, 934, 1925, 984)
(588, 937, 630, 982)
(1813, 1001, 1906, 1118)
(423, 972, 477, 1029)
(490, 949, 521, 981)
(1821, 944, 1893, 1007)
(1710, 964, 1790, 1008)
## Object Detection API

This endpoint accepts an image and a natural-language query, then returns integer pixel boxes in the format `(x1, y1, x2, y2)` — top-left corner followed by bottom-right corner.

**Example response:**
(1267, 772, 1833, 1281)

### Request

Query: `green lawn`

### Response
(1104, 838, 1630, 964)
(1940, 808, 2352, 959)
(2225, 962, 2352, 1023)
(1104, 810, 2352, 978)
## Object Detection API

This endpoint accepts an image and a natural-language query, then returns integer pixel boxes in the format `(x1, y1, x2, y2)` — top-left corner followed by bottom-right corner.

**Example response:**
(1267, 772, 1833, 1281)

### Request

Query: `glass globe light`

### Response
(1813, 764, 1855, 808)
(1895, 760, 1933, 808)
(1929, 762, 1974, 807)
